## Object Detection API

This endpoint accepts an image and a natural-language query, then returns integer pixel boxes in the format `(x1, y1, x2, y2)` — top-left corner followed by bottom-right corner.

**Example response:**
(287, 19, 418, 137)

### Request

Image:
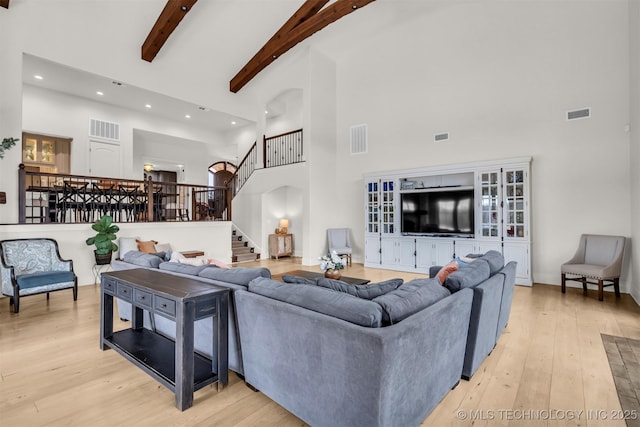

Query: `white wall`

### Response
(265, 89, 304, 137)
(0, 221, 232, 287)
(333, 1, 632, 291)
(630, 0, 640, 304)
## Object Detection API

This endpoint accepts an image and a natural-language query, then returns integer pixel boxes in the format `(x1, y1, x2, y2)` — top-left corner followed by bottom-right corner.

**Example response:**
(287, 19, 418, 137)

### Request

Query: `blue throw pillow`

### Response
(372, 278, 451, 325)
(316, 278, 403, 300)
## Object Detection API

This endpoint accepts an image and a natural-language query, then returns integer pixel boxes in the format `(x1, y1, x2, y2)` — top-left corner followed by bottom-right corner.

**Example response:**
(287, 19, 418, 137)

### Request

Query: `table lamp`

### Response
(278, 218, 289, 234)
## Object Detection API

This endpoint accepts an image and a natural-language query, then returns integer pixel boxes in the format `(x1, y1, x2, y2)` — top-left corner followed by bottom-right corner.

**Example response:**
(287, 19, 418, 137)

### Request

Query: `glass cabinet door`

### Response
(503, 168, 527, 239)
(380, 180, 395, 234)
(366, 181, 379, 234)
(478, 171, 501, 238)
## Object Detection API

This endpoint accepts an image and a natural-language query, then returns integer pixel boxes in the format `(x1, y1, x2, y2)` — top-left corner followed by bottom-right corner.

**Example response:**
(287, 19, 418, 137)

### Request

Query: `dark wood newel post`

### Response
(146, 176, 153, 222)
(191, 188, 196, 221)
(262, 134, 267, 169)
(226, 181, 233, 221)
(18, 163, 26, 223)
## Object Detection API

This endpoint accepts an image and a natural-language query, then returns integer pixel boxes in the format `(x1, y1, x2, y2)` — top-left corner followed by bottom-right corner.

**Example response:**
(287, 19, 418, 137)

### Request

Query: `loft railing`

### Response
(231, 128, 304, 195)
(18, 164, 230, 224)
(263, 128, 304, 168)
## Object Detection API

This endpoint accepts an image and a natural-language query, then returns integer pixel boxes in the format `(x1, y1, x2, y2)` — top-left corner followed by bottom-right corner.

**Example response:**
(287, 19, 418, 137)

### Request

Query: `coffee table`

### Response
(278, 269, 370, 286)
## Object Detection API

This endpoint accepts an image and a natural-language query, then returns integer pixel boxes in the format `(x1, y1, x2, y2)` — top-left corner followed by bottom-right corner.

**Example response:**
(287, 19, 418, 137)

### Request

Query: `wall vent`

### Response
(434, 132, 450, 142)
(89, 118, 120, 141)
(350, 124, 368, 154)
(566, 108, 591, 121)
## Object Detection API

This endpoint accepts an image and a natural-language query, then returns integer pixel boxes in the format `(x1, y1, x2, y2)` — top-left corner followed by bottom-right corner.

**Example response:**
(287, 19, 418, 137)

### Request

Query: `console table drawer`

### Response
(103, 277, 116, 294)
(154, 295, 176, 317)
(134, 289, 152, 309)
(117, 283, 133, 301)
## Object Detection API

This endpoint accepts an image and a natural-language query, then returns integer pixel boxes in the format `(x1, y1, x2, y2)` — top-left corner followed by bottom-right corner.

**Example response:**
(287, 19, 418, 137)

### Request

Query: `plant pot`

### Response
(94, 251, 113, 265)
(324, 269, 342, 280)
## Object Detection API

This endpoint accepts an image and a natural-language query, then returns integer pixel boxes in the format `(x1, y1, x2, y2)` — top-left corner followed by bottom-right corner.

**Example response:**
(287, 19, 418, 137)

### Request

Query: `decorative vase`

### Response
(324, 269, 342, 280)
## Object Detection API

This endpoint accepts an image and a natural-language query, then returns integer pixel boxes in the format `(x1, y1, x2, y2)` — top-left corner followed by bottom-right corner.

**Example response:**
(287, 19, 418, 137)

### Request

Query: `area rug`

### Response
(601, 334, 640, 427)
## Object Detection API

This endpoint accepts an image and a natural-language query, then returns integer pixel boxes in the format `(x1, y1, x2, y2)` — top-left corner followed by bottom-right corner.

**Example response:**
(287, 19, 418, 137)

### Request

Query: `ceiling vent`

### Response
(89, 118, 120, 141)
(350, 124, 368, 155)
(567, 108, 591, 121)
(434, 132, 450, 142)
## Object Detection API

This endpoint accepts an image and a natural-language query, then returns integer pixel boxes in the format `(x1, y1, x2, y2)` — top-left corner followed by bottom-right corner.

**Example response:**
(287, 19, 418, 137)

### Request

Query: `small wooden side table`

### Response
(269, 234, 293, 259)
(181, 250, 204, 259)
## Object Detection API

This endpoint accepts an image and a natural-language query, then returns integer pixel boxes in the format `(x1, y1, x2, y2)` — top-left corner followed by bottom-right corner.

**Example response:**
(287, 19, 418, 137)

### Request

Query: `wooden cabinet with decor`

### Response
(269, 234, 293, 259)
(22, 132, 71, 174)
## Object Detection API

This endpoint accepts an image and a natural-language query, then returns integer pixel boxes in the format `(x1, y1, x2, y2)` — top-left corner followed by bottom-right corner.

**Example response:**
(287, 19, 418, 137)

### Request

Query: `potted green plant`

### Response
(86, 214, 119, 265)
(0, 137, 19, 159)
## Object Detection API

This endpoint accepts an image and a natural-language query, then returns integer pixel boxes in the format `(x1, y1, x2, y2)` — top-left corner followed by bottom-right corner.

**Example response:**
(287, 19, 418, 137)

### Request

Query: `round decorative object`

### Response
(95, 251, 113, 265)
(324, 269, 341, 280)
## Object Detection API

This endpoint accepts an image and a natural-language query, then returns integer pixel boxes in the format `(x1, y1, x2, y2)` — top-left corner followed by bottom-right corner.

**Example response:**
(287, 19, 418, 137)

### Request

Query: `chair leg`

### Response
(598, 279, 604, 301)
(614, 278, 620, 298)
(582, 277, 588, 293)
(561, 273, 566, 293)
(47, 292, 50, 300)
(73, 279, 78, 301)
(13, 294, 19, 313)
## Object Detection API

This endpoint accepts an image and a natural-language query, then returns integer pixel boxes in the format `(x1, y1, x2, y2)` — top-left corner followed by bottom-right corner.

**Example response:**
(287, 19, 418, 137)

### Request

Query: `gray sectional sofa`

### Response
(110, 249, 516, 427)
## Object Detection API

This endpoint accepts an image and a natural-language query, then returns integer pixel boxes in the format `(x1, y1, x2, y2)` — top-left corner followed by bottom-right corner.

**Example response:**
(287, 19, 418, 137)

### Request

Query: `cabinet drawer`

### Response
(134, 289, 152, 309)
(154, 295, 176, 317)
(102, 277, 116, 295)
(117, 283, 132, 301)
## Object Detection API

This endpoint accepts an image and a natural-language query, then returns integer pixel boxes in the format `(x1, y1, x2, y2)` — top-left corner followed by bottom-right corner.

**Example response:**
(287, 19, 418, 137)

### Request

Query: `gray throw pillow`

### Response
(444, 259, 490, 292)
(159, 262, 213, 276)
(122, 250, 163, 268)
(477, 250, 504, 275)
(282, 275, 317, 285)
(248, 277, 382, 327)
(316, 278, 403, 300)
(198, 267, 271, 286)
(373, 278, 451, 325)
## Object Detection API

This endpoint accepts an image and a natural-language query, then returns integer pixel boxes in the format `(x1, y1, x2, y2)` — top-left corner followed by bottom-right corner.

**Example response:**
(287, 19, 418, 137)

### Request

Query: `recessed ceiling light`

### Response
(231, 121, 237, 125)
(185, 114, 191, 119)
(96, 91, 104, 96)
(145, 104, 152, 109)
(34, 75, 43, 80)
(264, 110, 269, 114)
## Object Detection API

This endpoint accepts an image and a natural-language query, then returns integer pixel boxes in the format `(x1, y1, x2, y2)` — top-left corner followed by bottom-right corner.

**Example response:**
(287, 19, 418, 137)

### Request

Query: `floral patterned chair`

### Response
(0, 238, 77, 313)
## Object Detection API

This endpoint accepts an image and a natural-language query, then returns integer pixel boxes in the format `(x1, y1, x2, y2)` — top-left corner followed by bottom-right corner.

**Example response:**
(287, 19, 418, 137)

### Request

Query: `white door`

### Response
(90, 140, 121, 177)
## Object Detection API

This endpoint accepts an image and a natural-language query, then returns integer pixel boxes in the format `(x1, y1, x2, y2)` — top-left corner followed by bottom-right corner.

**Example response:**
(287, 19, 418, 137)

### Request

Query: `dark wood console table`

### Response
(100, 269, 229, 410)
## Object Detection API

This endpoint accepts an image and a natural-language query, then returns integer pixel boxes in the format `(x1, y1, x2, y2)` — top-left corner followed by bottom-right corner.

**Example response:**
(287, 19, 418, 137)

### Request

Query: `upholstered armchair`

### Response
(0, 238, 77, 313)
(561, 234, 626, 301)
(327, 228, 352, 266)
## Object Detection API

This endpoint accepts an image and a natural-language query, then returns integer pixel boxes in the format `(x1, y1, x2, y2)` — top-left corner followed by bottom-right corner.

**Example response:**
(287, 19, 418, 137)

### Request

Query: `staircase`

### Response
(232, 229, 260, 263)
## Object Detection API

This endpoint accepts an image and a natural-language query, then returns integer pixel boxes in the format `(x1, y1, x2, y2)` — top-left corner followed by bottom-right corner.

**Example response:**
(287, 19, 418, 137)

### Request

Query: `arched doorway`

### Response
(208, 161, 237, 187)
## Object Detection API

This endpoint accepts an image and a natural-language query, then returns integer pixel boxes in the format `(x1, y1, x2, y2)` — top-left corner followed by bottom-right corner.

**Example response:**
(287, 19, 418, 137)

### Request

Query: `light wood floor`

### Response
(1, 258, 638, 426)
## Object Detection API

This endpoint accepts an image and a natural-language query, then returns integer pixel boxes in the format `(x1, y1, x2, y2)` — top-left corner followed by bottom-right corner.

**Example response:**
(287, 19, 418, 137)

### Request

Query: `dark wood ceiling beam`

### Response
(142, 0, 198, 62)
(0, 1, 10, 9)
(230, 0, 375, 93)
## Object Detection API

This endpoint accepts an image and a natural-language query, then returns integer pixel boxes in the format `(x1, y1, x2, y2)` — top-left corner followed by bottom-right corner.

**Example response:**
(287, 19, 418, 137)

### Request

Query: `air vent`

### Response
(434, 132, 450, 142)
(350, 124, 368, 154)
(567, 108, 591, 121)
(89, 118, 120, 141)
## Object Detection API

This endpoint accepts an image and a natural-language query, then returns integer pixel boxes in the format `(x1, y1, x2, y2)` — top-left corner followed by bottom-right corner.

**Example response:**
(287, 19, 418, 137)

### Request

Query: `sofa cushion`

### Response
(316, 278, 403, 300)
(373, 278, 450, 325)
(159, 262, 213, 276)
(122, 250, 163, 268)
(444, 259, 490, 292)
(248, 277, 382, 327)
(198, 266, 271, 286)
(477, 250, 505, 275)
(282, 275, 316, 285)
(16, 271, 75, 289)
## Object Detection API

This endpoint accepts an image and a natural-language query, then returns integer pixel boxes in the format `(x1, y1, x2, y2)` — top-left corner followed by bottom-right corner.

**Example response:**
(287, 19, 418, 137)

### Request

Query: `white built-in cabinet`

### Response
(364, 157, 532, 285)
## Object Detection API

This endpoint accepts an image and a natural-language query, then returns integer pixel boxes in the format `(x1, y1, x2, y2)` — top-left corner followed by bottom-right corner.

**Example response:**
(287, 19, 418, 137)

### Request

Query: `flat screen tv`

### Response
(400, 189, 474, 237)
